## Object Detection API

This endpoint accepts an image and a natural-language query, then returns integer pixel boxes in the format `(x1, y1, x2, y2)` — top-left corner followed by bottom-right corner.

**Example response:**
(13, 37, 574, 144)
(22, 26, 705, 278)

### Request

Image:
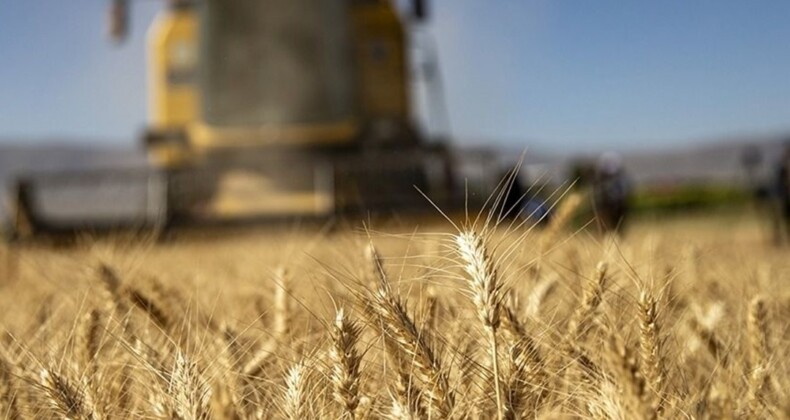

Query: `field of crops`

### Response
(0, 206, 787, 419)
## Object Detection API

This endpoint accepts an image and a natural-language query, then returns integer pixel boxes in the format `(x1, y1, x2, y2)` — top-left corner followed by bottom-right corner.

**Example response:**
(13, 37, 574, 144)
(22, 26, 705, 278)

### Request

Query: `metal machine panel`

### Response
(201, 0, 356, 127)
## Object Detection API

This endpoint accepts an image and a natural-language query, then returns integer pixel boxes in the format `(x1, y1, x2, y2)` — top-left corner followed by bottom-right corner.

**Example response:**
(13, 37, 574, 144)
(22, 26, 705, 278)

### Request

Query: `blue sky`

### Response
(1, 0, 789, 152)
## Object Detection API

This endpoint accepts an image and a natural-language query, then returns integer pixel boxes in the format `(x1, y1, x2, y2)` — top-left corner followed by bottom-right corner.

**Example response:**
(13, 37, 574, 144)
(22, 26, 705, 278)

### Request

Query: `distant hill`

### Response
(497, 134, 788, 188)
(618, 136, 785, 187)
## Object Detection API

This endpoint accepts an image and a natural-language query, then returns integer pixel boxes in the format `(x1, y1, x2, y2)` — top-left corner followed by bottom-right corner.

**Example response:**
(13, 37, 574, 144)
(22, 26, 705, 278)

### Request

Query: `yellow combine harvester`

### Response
(7, 0, 481, 239)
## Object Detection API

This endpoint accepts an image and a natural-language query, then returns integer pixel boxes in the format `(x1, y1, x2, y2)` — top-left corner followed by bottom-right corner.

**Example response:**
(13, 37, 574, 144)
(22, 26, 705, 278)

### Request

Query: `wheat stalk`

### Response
(241, 340, 277, 379)
(0, 351, 20, 420)
(273, 267, 291, 341)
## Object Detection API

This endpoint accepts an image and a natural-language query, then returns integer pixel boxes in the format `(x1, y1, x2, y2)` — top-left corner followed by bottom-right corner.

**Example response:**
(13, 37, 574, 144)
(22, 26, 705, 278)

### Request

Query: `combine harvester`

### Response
(6, 0, 501, 240)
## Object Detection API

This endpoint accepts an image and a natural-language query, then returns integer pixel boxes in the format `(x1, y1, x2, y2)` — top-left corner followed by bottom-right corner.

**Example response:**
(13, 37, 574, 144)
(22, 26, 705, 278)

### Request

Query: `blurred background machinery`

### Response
(8, 0, 501, 239)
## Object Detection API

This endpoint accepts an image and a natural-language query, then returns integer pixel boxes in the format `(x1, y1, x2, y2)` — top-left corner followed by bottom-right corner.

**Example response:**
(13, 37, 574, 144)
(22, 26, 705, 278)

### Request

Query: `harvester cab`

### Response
(5, 0, 494, 240)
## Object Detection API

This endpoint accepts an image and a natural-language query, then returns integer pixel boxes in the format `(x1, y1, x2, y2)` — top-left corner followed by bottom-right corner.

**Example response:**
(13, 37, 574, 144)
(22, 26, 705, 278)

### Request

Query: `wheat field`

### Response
(0, 204, 787, 419)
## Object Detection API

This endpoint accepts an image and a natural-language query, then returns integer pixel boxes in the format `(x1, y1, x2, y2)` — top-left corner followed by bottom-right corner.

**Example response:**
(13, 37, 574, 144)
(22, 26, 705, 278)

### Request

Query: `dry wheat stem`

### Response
(0, 352, 20, 419)
(273, 267, 291, 341)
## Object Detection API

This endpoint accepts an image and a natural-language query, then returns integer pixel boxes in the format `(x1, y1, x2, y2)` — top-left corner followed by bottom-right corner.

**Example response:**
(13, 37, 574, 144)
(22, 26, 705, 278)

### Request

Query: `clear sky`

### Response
(1, 0, 789, 153)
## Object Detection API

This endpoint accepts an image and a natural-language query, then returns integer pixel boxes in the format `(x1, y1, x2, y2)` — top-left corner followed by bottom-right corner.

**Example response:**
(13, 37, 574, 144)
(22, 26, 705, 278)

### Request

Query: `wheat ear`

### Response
(540, 191, 583, 252)
(501, 295, 546, 417)
(330, 308, 363, 419)
(125, 285, 171, 331)
(79, 308, 104, 377)
(638, 289, 664, 416)
(39, 368, 98, 420)
(567, 262, 607, 342)
(688, 316, 727, 365)
(524, 275, 558, 320)
(168, 350, 212, 420)
(747, 295, 770, 368)
(283, 361, 307, 420)
(455, 230, 505, 420)
(365, 243, 453, 418)
(96, 264, 135, 337)
(744, 295, 771, 416)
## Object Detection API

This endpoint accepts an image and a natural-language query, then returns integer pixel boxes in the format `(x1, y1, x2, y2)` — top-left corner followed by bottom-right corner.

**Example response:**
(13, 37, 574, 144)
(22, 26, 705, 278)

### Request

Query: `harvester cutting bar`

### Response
(3, 148, 500, 240)
(7, 168, 167, 239)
